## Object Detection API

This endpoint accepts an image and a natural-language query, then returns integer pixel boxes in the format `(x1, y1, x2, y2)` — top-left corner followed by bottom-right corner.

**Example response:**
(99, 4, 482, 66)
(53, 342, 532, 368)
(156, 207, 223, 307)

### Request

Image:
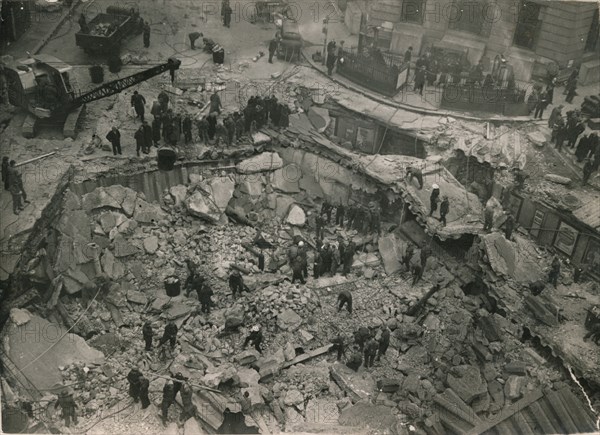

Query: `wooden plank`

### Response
(282, 344, 333, 369)
(466, 389, 544, 435)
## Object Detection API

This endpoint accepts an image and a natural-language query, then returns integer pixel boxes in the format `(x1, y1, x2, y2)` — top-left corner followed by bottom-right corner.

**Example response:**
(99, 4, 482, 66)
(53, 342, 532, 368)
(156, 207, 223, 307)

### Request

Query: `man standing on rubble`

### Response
(158, 321, 178, 352)
(315, 212, 326, 240)
(420, 243, 431, 271)
(354, 326, 371, 351)
(337, 290, 352, 314)
(504, 213, 515, 240)
(106, 127, 122, 155)
(291, 254, 306, 284)
(142, 21, 151, 48)
(198, 282, 214, 314)
(298, 241, 309, 279)
(402, 242, 414, 271)
(411, 262, 423, 286)
(342, 240, 355, 276)
(336, 202, 345, 226)
(55, 389, 78, 427)
(376, 325, 390, 361)
(172, 372, 186, 399)
(331, 242, 341, 275)
(142, 321, 153, 351)
(229, 269, 245, 297)
(243, 325, 263, 353)
(330, 334, 346, 361)
(131, 91, 146, 122)
(139, 376, 150, 409)
(182, 115, 193, 144)
(210, 91, 222, 114)
(127, 368, 143, 403)
(161, 382, 175, 425)
(142, 121, 153, 153)
(548, 256, 561, 287)
(135, 125, 146, 157)
(363, 337, 378, 368)
(429, 184, 440, 216)
(268, 38, 278, 63)
(483, 203, 494, 232)
(438, 196, 449, 226)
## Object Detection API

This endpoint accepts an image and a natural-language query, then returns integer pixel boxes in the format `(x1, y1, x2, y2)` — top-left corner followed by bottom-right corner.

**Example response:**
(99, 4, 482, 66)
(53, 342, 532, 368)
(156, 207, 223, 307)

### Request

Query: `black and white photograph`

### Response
(0, 0, 599, 433)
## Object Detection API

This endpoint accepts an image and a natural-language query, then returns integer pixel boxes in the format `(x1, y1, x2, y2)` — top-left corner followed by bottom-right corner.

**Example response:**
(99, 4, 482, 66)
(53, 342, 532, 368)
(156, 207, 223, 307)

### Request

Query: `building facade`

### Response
(359, 0, 599, 83)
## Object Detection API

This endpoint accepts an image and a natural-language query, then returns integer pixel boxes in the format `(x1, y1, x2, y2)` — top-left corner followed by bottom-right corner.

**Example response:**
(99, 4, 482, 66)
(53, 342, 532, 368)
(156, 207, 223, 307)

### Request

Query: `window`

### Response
(448, 0, 487, 36)
(585, 7, 599, 52)
(401, 0, 425, 25)
(513, 1, 542, 50)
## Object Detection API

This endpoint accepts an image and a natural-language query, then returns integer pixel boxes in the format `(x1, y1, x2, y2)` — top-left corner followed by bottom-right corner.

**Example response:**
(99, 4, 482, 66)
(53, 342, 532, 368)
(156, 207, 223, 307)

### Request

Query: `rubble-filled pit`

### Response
(2, 144, 599, 435)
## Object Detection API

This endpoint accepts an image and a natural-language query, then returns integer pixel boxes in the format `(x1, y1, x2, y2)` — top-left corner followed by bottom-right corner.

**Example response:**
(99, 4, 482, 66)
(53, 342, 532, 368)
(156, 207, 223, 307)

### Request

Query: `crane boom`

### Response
(67, 57, 181, 110)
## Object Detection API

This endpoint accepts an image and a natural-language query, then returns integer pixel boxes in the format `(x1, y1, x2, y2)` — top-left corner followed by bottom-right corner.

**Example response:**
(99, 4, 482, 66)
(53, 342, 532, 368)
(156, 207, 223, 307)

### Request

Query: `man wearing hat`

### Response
(229, 269, 245, 298)
(243, 325, 263, 353)
(127, 367, 143, 402)
(298, 241, 309, 279)
(55, 388, 78, 427)
(439, 196, 449, 226)
(430, 184, 440, 216)
(548, 104, 564, 129)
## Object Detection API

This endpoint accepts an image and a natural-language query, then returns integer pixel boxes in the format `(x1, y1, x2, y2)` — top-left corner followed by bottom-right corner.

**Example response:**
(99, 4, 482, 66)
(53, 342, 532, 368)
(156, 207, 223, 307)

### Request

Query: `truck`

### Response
(277, 20, 303, 62)
(1, 54, 181, 138)
(75, 6, 143, 54)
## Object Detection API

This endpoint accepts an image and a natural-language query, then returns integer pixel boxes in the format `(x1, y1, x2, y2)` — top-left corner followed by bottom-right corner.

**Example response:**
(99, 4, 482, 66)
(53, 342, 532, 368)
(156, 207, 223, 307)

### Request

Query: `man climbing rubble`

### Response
(229, 269, 245, 297)
(376, 324, 390, 361)
(142, 321, 153, 351)
(127, 368, 143, 402)
(243, 325, 263, 353)
(161, 382, 175, 425)
(54, 388, 78, 427)
(337, 290, 352, 314)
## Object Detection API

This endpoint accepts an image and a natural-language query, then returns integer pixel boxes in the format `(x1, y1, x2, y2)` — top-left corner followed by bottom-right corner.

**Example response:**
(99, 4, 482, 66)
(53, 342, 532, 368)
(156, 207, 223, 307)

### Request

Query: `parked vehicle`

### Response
(75, 6, 143, 54)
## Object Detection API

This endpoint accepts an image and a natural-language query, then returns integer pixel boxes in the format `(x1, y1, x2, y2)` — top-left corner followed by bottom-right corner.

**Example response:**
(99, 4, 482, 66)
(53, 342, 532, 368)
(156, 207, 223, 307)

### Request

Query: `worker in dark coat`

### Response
(411, 262, 423, 286)
(337, 290, 352, 314)
(235, 112, 245, 141)
(363, 338, 378, 368)
(279, 104, 290, 128)
(198, 283, 214, 314)
(313, 249, 322, 279)
(402, 243, 414, 271)
(420, 244, 431, 270)
(142, 321, 153, 351)
(197, 116, 210, 144)
(188, 31, 203, 49)
(268, 38, 278, 63)
(315, 213, 326, 240)
(335, 203, 345, 226)
(243, 325, 263, 353)
(229, 270, 244, 297)
(224, 115, 236, 146)
(142, 21, 151, 48)
(376, 325, 390, 361)
(342, 241, 355, 276)
(151, 118, 161, 147)
(414, 66, 426, 96)
(346, 351, 362, 372)
(207, 113, 218, 140)
(172, 372, 186, 399)
(131, 91, 146, 121)
(291, 256, 306, 284)
(182, 115, 193, 144)
(504, 213, 515, 240)
(529, 280, 545, 296)
(161, 382, 175, 425)
(297, 241, 309, 278)
(548, 256, 561, 287)
(139, 376, 151, 409)
(134, 125, 146, 157)
(2, 156, 9, 190)
(210, 91, 222, 114)
(106, 127, 122, 155)
(429, 184, 440, 216)
(55, 389, 78, 427)
(142, 121, 153, 153)
(180, 384, 197, 422)
(127, 368, 142, 402)
(354, 326, 371, 351)
(483, 204, 494, 232)
(78, 13, 89, 33)
(330, 335, 345, 361)
(583, 157, 595, 185)
(439, 196, 449, 226)
(158, 321, 178, 350)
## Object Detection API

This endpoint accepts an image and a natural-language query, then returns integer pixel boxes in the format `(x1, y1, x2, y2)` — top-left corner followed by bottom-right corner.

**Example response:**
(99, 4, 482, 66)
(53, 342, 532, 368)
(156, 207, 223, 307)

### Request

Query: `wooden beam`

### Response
(466, 389, 544, 435)
(282, 344, 333, 369)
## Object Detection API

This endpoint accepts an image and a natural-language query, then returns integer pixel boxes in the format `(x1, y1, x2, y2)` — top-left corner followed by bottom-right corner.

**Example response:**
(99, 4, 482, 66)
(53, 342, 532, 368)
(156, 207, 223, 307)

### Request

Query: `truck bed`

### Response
(85, 13, 129, 38)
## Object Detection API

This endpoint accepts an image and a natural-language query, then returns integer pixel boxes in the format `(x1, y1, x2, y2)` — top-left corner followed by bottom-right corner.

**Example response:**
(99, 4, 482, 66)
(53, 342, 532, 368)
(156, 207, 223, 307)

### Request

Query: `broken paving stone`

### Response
(488, 379, 505, 412)
(183, 417, 204, 435)
(284, 389, 304, 406)
(377, 378, 402, 393)
(527, 131, 547, 147)
(277, 309, 302, 331)
(133, 197, 167, 224)
(164, 303, 193, 320)
(236, 152, 283, 174)
(299, 330, 314, 342)
(9, 308, 31, 326)
(186, 191, 222, 223)
(82, 188, 122, 211)
(271, 168, 300, 193)
(170, 185, 188, 207)
(100, 249, 125, 280)
(144, 236, 159, 254)
(126, 290, 148, 305)
(286, 205, 306, 226)
(363, 268, 376, 279)
(544, 173, 571, 185)
(113, 237, 140, 258)
(504, 375, 525, 401)
(504, 361, 528, 376)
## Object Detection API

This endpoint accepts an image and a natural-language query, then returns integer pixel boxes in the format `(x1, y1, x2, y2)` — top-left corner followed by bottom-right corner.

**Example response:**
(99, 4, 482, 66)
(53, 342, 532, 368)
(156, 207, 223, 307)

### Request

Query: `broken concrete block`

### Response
(299, 329, 314, 342)
(377, 234, 403, 275)
(234, 350, 260, 366)
(258, 361, 281, 381)
(241, 386, 264, 409)
(164, 303, 193, 320)
(126, 290, 148, 305)
(204, 176, 236, 212)
(330, 363, 376, 403)
(143, 236, 159, 254)
(504, 361, 527, 376)
(133, 197, 167, 224)
(9, 308, 31, 326)
(236, 152, 283, 174)
(504, 375, 525, 400)
(238, 179, 264, 196)
(186, 191, 221, 223)
(251, 132, 272, 145)
(527, 131, 547, 147)
(170, 185, 188, 207)
(277, 309, 302, 331)
(275, 194, 295, 218)
(446, 365, 486, 404)
(100, 249, 125, 280)
(237, 367, 260, 387)
(271, 167, 300, 193)
(82, 188, 122, 211)
(283, 342, 296, 361)
(183, 417, 204, 435)
(286, 205, 306, 226)
(284, 389, 304, 406)
(113, 237, 140, 258)
(203, 364, 237, 388)
(488, 379, 505, 412)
